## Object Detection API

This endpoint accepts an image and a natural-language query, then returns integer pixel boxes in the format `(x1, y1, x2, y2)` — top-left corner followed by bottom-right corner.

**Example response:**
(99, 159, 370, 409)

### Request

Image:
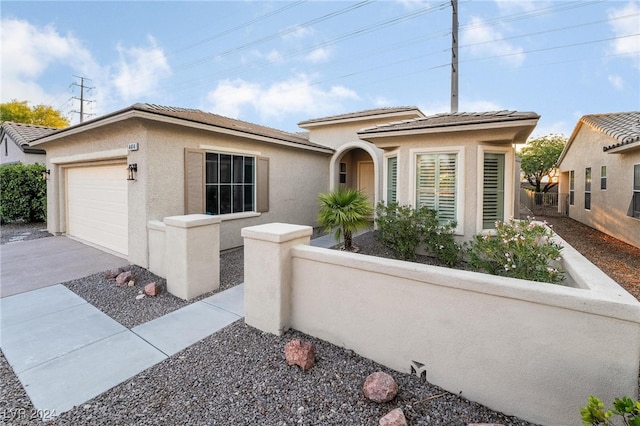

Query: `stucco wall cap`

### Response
(164, 214, 221, 228)
(241, 223, 312, 243)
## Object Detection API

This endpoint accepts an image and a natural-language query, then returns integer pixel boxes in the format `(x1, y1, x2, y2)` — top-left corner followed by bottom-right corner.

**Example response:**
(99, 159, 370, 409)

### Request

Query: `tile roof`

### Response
(579, 112, 640, 152)
(1, 122, 58, 153)
(298, 107, 422, 126)
(358, 110, 540, 134)
(31, 103, 332, 153)
(132, 104, 331, 151)
(1, 122, 58, 145)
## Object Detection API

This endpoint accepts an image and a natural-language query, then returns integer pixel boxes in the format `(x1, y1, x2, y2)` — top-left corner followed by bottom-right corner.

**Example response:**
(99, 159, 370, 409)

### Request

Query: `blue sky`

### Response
(2, 0, 639, 137)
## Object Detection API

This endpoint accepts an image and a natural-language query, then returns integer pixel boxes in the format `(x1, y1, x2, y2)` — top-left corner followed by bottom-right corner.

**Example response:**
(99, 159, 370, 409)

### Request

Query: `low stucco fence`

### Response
(242, 223, 640, 426)
(147, 214, 220, 300)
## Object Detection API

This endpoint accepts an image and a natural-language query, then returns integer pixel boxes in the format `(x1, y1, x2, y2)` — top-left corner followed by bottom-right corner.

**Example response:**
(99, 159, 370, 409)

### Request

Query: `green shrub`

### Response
(0, 163, 47, 223)
(375, 202, 460, 265)
(466, 218, 564, 283)
(580, 395, 640, 426)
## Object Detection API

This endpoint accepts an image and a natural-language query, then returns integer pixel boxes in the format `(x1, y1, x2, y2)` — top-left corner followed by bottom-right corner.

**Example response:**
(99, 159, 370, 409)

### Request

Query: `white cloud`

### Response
(0, 18, 97, 105)
(112, 36, 172, 102)
(608, 74, 625, 90)
(206, 74, 359, 122)
(607, 0, 640, 68)
(282, 24, 314, 40)
(461, 16, 525, 67)
(493, 0, 552, 13)
(305, 47, 331, 63)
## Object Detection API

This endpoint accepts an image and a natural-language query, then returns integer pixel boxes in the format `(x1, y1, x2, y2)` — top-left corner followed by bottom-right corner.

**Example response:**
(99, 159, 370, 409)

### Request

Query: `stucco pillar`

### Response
(241, 223, 312, 335)
(164, 214, 220, 300)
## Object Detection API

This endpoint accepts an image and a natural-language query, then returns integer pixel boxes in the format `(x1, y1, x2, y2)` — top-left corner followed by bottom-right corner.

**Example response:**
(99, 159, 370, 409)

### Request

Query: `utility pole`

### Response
(450, 0, 459, 113)
(71, 75, 94, 123)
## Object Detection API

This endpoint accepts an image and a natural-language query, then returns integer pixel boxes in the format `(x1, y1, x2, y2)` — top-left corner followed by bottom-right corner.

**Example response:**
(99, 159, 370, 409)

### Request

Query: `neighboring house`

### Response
(0, 121, 56, 165)
(29, 103, 540, 267)
(557, 111, 640, 249)
(357, 111, 540, 236)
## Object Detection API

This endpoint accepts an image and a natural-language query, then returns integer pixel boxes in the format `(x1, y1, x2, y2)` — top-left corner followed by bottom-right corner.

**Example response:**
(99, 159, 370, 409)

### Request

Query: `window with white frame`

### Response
(482, 153, 505, 229)
(633, 164, 640, 219)
(600, 165, 607, 190)
(569, 170, 575, 205)
(205, 152, 255, 215)
(416, 153, 457, 223)
(386, 156, 397, 204)
(585, 167, 591, 210)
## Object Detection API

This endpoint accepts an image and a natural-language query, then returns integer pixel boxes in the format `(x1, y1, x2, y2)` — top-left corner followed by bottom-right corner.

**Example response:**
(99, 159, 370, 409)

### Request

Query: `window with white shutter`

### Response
(387, 156, 397, 204)
(482, 153, 505, 229)
(416, 153, 457, 223)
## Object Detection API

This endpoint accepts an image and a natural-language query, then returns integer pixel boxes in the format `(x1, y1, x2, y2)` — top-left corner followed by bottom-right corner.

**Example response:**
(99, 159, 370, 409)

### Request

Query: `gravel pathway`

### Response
(3, 215, 639, 425)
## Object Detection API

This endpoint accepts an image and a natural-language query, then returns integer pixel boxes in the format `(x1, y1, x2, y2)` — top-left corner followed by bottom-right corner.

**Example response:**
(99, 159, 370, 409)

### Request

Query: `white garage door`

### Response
(66, 164, 128, 255)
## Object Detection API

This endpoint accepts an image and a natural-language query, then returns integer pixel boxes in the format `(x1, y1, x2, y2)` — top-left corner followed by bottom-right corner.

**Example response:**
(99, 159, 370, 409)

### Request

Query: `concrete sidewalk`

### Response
(1, 237, 129, 298)
(0, 231, 340, 418)
(0, 283, 244, 416)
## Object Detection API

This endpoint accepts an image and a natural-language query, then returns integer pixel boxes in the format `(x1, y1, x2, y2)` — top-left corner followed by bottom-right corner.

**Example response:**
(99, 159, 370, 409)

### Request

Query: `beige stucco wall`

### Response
(242, 222, 640, 426)
(39, 117, 331, 268)
(143, 121, 330, 251)
(364, 128, 518, 239)
(558, 125, 640, 248)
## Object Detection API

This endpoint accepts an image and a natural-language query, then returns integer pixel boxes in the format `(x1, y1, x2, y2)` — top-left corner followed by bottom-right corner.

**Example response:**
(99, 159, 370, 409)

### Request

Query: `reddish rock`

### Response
(284, 339, 315, 371)
(363, 371, 398, 403)
(105, 268, 123, 279)
(144, 282, 161, 296)
(380, 408, 407, 426)
(115, 270, 133, 287)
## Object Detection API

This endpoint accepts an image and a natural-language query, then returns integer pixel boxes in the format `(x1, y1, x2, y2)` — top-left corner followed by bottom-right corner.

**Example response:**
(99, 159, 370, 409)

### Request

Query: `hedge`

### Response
(0, 163, 47, 223)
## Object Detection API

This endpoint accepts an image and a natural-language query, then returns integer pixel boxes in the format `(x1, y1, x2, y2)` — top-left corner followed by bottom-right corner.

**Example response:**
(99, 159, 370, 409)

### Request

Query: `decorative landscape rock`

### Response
(145, 282, 161, 296)
(363, 371, 398, 403)
(379, 408, 407, 426)
(104, 267, 124, 279)
(468, 424, 504, 426)
(115, 270, 133, 287)
(284, 339, 315, 371)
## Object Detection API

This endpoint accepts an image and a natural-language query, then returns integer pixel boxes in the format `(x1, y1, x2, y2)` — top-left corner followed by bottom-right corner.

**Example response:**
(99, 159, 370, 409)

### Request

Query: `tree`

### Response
(519, 134, 567, 193)
(0, 100, 69, 128)
(317, 187, 373, 251)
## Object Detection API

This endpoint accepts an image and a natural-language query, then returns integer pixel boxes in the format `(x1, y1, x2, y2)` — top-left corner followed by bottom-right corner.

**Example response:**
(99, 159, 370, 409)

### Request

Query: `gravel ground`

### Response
(2, 216, 639, 425)
(1, 323, 534, 426)
(0, 221, 51, 245)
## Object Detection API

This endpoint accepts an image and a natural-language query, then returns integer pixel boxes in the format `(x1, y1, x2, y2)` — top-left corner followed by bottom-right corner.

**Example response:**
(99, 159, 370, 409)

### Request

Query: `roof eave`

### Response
(30, 109, 334, 154)
(298, 109, 424, 129)
(359, 118, 540, 139)
(604, 140, 640, 154)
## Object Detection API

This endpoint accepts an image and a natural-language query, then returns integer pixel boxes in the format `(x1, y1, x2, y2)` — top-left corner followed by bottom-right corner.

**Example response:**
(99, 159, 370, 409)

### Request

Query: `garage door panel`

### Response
(66, 165, 128, 255)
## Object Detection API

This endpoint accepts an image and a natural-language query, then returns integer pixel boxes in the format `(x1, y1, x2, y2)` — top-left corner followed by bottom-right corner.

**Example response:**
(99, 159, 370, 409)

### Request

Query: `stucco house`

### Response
(557, 111, 640, 249)
(29, 104, 333, 267)
(0, 121, 56, 165)
(29, 103, 539, 267)
(356, 111, 540, 236)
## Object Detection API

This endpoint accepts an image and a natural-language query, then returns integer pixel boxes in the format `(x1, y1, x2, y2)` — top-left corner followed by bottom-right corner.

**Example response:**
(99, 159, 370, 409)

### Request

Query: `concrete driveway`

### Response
(0, 237, 129, 298)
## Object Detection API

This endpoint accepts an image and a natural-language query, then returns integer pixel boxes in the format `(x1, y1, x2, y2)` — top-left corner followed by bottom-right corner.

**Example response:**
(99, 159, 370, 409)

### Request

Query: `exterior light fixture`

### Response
(42, 169, 50, 180)
(127, 163, 138, 181)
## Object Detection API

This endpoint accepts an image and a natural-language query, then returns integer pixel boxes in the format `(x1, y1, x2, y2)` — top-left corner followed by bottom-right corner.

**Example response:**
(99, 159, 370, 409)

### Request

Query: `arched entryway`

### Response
(330, 141, 383, 208)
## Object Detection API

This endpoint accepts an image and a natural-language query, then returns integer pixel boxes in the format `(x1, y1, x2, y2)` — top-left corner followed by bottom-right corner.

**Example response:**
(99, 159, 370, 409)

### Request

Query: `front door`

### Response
(357, 161, 375, 207)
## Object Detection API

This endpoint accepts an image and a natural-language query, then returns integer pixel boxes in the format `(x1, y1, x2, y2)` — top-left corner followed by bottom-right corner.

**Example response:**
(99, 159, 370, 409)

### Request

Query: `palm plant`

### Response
(317, 187, 373, 251)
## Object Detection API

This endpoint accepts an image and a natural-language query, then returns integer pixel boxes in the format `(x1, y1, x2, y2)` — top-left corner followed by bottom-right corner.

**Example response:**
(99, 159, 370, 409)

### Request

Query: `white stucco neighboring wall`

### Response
(558, 125, 640, 248)
(242, 222, 640, 426)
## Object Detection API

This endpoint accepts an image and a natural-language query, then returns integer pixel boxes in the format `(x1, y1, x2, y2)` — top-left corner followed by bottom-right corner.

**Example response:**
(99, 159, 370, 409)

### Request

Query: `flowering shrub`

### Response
(375, 202, 460, 266)
(466, 218, 564, 284)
